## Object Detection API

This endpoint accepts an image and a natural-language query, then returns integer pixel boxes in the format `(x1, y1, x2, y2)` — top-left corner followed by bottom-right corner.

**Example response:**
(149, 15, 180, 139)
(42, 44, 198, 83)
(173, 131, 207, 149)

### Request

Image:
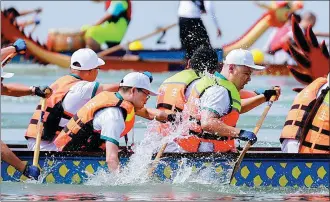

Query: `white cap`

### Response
(119, 72, 159, 96)
(1, 68, 14, 78)
(224, 49, 265, 70)
(70, 48, 105, 70)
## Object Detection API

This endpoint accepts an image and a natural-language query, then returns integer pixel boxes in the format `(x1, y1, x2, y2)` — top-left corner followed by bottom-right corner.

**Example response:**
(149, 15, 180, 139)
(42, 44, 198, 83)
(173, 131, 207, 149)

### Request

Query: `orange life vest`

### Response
(156, 69, 200, 114)
(25, 74, 81, 141)
(176, 74, 241, 153)
(280, 77, 329, 153)
(54, 92, 135, 151)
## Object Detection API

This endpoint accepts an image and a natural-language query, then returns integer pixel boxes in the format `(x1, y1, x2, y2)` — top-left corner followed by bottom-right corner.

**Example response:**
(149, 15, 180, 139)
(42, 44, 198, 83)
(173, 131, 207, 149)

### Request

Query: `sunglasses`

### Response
(137, 88, 150, 99)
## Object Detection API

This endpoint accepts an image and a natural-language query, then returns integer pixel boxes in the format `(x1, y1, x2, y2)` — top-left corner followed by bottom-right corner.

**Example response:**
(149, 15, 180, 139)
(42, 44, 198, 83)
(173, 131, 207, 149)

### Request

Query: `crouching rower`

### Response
(165, 49, 281, 153)
(25, 48, 167, 151)
(280, 73, 329, 153)
(54, 72, 159, 172)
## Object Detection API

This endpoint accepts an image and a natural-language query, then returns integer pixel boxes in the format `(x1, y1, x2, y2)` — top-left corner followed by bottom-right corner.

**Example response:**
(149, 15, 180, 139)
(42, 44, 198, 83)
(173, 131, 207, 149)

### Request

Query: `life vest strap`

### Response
(285, 120, 330, 136)
(291, 104, 309, 110)
(30, 119, 38, 125)
(301, 141, 330, 151)
(189, 130, 229, 141)
(157, 103, 183, 112)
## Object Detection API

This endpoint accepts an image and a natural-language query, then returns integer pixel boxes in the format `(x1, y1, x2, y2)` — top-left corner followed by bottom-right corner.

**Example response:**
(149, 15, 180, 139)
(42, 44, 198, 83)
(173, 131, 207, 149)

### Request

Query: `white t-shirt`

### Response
(184, 79, 200, 100)
(178, 0, 219, 28)
(200, 85, 231, 116)
(59, 80, 99, 127)
(93, 107, 125, 147)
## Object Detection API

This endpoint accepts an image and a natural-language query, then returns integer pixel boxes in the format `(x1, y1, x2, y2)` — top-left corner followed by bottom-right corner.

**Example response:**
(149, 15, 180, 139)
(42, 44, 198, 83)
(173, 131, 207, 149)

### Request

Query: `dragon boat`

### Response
(1, 2, 303, 76)
(1, 146, 329, 188)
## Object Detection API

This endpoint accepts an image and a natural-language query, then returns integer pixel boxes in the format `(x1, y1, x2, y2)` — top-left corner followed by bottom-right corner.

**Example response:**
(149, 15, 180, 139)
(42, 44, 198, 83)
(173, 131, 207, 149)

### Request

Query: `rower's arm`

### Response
(1, 83, 33, 97)
(94, 14, 112, 26)
(200, 110, 240, 138)
(96, 83, 120, 95)
(136, 108, 169, 122)
(105, 142, 120, 173)
(240, 95, 266, 114)
(1, 46, 16, 61)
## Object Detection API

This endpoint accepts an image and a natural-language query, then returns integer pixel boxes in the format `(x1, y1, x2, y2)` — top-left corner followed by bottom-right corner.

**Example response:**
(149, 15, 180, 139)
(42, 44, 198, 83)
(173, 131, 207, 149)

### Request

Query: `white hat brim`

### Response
(98, 58, 105, 66)
(245, 64, 265, 70)
(146, 89, 159, 96)
(1, 72, 14, 78)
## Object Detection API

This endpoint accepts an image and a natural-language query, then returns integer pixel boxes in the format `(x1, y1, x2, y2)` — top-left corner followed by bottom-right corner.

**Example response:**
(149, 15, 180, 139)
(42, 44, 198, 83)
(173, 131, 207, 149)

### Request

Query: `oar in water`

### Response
(229, 94, 278, 183)
(147, 143, 168, 177)
(1, 52, 17, 67)
(97, 23, 177, 57)
(32, 93, 50, 167)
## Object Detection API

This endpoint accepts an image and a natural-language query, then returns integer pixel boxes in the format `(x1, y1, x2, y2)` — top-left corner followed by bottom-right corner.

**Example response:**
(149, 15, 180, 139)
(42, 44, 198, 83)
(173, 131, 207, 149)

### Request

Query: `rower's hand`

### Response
(216, 28, 222, 38)
(35, 8, 42, 13)
(33, 86, 53, 98)
(13, 39, 27, 54)
(23, 164, 40, 180)
(238, 130, 257, 145)
(255, 86, 281, 101)
(156, 111, 170, 122)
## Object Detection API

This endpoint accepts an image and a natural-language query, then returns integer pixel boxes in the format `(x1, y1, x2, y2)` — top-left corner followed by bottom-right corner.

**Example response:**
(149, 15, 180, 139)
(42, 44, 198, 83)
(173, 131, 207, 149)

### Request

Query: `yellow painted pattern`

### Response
(72, 173, 81, 184)
(266, 166, 276, 179)
(304, 175, 314, 187)
(73, 161, 80, 167)
(254, 163, 261, 168)
(292, 166, 301, 179)
(317, 166, 327, 179)
(46, 173, 55, 183)
(279, 175, 288, 187)
(7, 166, 16, 177)
(280, 163, 287, 168)
(215, 166, 223, 173)
(59, 164, 69, 177)
(85, 165, 95, 174)
(163, 166, 172, 179)
(305, 163, 313, 168)
(253, 175, 263, 186)
(240, 166, 250, 179)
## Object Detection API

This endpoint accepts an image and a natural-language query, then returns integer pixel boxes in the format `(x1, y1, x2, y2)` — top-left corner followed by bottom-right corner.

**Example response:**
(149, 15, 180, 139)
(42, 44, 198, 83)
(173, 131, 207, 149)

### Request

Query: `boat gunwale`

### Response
(10, 150, 330, 160)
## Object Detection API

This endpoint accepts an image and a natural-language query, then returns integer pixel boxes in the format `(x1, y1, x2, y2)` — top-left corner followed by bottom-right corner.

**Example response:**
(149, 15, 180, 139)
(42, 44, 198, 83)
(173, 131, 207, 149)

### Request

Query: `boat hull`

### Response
(1, 150, 328, 188)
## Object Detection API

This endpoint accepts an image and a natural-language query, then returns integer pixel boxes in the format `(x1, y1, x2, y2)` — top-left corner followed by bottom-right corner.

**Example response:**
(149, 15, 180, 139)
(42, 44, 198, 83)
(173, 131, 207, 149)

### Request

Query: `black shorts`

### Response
(179, 17, 211, 60)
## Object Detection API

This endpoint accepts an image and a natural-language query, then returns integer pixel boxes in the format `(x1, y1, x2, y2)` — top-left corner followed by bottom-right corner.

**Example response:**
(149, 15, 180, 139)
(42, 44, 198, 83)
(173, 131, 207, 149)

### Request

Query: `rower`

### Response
(172, 49, 281, 153)
(82, 0, 132, 51)
(1, 39, 52, 180)
(54, 72, 159, 172)
(280, 72, 329, 154)
(178, 0, 222, 60)
(3, 7, 41, 30)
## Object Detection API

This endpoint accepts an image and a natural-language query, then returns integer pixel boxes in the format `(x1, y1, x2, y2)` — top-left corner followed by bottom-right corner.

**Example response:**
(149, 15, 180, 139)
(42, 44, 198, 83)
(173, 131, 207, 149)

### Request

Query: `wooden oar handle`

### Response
(230, 93, 278, 182)
(32, 98, 47, 166)
(147, 143, 168, 177)
(1, 52, 17, 67)
(98, 23, 177, 57)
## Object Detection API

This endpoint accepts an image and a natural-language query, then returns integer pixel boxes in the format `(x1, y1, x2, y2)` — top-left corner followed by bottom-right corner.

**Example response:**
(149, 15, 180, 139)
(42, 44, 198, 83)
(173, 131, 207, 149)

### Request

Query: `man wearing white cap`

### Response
(54, 72, 158, 172)
(25, 48, 119, 151)
(25, 48, 168, 151)
(173, 49, 281, 153)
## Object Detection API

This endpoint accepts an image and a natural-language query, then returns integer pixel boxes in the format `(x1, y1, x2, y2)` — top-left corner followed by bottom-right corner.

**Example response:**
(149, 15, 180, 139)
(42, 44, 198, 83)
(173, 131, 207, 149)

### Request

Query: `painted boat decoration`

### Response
(1, 146, 329, 188)
(1, 2, 300, 76)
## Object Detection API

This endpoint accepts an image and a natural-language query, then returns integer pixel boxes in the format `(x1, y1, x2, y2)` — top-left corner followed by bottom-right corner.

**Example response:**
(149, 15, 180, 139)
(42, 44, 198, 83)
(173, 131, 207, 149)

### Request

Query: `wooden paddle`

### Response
(229, 94, 278, 183)
(147, 143, 168, 177)
(32, 96, 48, 166)
(1, 52, 17, 67)
(97, 23, 177, 57)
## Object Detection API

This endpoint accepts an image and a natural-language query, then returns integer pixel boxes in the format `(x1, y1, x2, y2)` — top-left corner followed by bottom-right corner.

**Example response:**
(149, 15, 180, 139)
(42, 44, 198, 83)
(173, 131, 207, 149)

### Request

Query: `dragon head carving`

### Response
(255, 1, 303, 28)
(288, 15, 329, 86)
